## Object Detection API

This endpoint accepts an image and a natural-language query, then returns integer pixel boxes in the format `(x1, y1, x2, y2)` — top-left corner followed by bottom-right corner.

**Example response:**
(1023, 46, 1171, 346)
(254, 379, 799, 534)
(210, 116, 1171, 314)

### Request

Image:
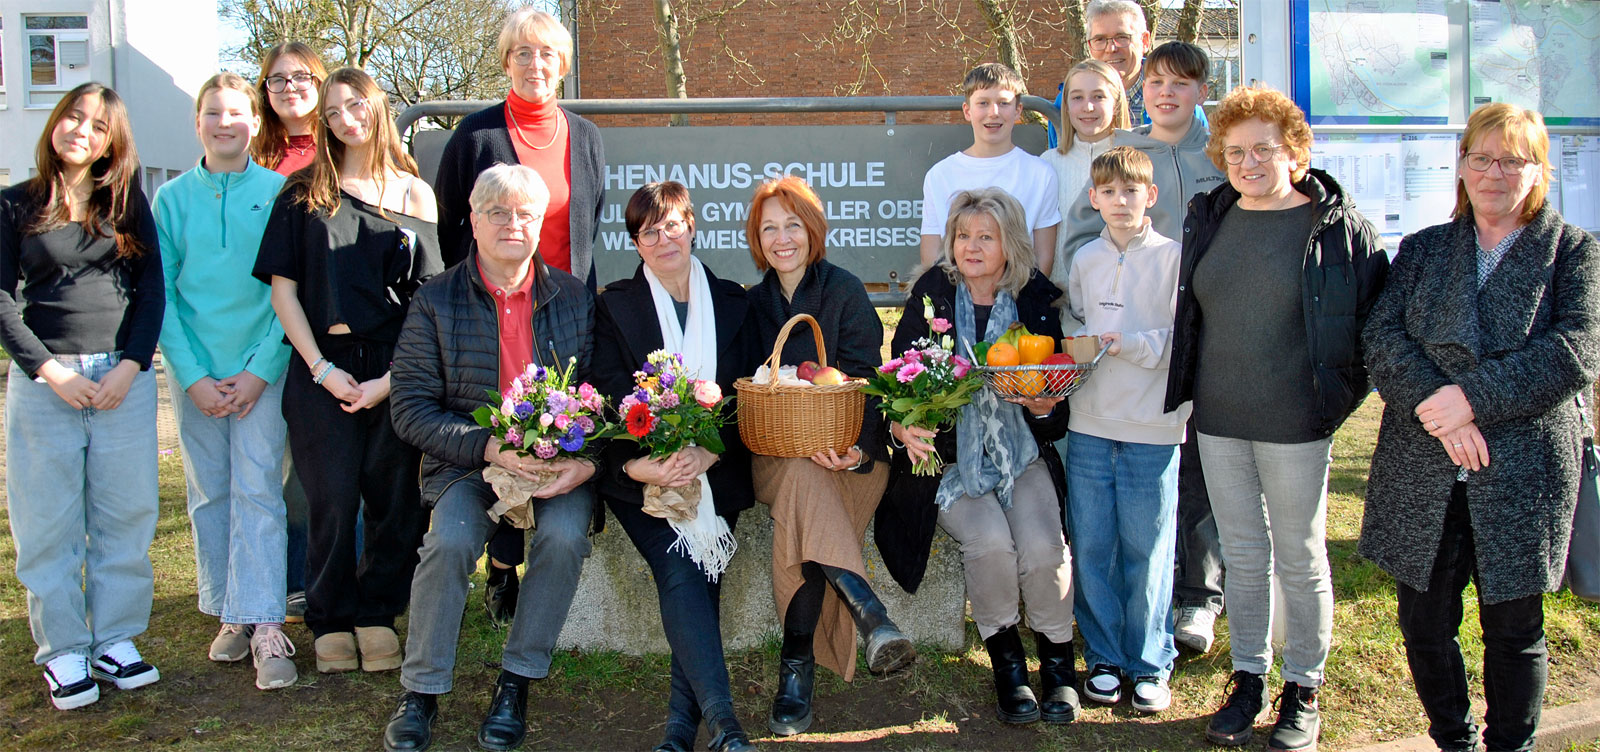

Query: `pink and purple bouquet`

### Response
(473, 357, 609, 461)
(616, 350, 730, 458)
(859, 295, 981, 476)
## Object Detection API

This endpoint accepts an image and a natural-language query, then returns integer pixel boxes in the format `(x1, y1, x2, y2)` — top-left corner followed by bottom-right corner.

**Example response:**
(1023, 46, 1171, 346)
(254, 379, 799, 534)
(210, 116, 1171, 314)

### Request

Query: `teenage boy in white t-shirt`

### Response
(919, 63, 1061, 276)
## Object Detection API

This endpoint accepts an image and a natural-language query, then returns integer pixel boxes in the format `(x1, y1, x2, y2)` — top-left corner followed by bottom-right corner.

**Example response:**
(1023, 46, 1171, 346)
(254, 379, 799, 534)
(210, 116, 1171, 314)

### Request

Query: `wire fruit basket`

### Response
(973, 340, 1112, 399)
(734, 314, 865, 457)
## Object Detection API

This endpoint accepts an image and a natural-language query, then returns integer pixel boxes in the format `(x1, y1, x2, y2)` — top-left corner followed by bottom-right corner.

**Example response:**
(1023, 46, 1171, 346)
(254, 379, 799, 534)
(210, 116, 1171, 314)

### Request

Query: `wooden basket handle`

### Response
(761, 314, 828, 390)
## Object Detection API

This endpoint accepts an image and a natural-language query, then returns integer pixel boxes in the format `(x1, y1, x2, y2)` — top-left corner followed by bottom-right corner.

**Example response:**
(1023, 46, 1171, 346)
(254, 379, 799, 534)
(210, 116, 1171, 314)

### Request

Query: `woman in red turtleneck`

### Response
(434, 8, 605, 282)
(430, 6, 608, 634)
(252, 42, 328, 176)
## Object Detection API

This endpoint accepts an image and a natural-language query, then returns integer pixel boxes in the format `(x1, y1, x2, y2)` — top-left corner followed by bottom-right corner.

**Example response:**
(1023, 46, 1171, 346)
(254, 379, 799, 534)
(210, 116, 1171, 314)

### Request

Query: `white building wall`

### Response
(0, 0, 214, 191)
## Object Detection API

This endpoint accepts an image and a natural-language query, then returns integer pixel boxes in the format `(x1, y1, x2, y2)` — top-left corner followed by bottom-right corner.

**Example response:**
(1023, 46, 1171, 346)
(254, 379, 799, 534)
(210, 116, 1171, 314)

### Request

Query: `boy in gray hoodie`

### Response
(1058, 41, 1229, 658)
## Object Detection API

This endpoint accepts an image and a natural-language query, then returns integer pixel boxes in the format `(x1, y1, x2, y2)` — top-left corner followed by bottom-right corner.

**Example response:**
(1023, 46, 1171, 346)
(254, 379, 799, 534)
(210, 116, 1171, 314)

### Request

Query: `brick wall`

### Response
(573, 2, 1084, 128)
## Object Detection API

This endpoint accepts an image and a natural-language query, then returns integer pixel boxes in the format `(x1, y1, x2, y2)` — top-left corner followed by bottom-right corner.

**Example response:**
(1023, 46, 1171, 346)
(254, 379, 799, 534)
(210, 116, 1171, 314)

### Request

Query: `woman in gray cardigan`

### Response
(1361, 102, 1600, 752)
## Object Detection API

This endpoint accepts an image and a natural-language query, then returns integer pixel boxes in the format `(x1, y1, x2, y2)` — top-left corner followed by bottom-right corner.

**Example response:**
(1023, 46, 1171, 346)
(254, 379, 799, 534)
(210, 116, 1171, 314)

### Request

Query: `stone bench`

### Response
(553, 509, 969, 654)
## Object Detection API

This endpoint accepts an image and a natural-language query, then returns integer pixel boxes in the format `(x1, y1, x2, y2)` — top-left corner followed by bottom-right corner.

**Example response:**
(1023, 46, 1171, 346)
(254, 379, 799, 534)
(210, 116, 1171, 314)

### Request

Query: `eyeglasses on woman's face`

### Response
(636, 219, 688, 247)
(1461, 152, 1531, 175)
(1222, 143, 1288, 165)
(265, 72, 318, 93)
(323, 98, 370, 124)
(509, 46, 561, 68)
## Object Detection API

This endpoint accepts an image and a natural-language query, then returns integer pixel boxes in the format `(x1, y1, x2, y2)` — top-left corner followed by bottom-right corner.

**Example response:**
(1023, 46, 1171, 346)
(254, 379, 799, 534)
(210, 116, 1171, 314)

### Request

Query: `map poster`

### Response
(1305, 0, 1452, 124)
(1311, 133, 1404, 237)
(1469, 0, 1600, 126)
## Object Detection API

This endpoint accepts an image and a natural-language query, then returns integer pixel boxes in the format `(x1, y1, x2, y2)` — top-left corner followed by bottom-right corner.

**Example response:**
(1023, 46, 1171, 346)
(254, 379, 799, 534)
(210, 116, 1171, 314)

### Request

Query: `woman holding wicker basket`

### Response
(743, 176, 917, 737)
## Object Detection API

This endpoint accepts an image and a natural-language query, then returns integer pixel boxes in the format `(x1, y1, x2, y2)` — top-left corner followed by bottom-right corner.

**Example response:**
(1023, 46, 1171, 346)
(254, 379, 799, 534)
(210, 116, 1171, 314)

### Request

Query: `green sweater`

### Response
(154, 160, 290, 390)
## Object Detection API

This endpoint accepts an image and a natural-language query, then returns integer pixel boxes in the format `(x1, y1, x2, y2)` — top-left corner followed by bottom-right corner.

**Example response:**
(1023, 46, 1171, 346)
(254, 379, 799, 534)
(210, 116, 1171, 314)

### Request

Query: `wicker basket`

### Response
(734, 314, 865, 457)
(974, 340, 1112, 399)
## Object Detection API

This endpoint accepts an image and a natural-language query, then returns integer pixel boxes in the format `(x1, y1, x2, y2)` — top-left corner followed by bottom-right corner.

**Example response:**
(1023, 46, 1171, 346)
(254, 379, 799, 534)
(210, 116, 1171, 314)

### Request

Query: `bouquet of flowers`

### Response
(860, 295, 982, 476)
(472, 358, 609, 528)
(614, 350, 731, 519)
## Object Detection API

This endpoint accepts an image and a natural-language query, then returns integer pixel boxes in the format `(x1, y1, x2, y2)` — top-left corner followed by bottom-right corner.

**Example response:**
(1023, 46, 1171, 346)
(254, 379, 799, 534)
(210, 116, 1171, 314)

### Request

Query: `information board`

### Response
(1304, 0, 1451, 124)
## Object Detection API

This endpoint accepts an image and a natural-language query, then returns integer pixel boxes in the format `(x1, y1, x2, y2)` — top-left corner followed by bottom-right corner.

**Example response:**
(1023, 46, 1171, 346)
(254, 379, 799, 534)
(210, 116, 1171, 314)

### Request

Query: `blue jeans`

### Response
(5, 356, 158, 664)
(606, 497, 740, 736)
(167, 373, 289, 623)
(400, 476, 593, 693)
(1197, 432, 1334, 686)
(1066, 431, 1179, 679)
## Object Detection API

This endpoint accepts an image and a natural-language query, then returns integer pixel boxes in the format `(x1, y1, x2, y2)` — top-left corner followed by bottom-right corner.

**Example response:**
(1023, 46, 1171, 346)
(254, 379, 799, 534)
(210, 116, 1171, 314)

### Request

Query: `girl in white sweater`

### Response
(1044, 59, 1130, 331)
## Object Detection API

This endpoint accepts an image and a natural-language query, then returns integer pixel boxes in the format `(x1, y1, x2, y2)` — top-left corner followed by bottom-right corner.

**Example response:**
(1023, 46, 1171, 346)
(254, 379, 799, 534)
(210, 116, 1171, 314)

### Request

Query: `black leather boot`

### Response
(383, 691, 439, 752)
(706, 713, 755, 751)
(821, 565, 917, 674)
(768, 627, 816, 736)
(483, 563, 519, 629)
(1035, 632, 1081, 724)
(983, 625, 1039, 724)
(477, 673, 529, 751)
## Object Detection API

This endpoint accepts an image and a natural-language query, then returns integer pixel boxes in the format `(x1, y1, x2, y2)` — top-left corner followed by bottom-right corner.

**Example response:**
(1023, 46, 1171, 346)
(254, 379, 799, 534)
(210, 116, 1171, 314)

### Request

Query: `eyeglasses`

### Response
(509, 46, 561, 67)
(264, 73, 317, 93)
(637, 220, 688, 247)
(1087, 34, 1135, 51)
(1222, 143, 1288, 165)
(1461, 152, 1531, 174)
(322, 98, 371, 123)
(480, 207, 543, 227)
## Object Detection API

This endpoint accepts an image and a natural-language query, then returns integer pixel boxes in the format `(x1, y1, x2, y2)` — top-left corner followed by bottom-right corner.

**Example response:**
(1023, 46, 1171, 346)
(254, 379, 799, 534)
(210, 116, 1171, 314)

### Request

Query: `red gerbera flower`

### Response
(626, 402, 657, 438)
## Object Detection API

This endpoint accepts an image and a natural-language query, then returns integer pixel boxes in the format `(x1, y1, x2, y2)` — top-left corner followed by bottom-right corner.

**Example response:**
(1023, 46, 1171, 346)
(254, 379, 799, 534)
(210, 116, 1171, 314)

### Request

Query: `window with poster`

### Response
(25, 14, 90, 109)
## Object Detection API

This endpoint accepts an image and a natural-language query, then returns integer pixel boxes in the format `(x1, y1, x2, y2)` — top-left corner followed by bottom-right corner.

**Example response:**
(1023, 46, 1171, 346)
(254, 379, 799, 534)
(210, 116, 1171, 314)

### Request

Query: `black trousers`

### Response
(1397, 482, 1546, 752)
(1175, 418, 1226, 611)
(284, 336, 425, 637)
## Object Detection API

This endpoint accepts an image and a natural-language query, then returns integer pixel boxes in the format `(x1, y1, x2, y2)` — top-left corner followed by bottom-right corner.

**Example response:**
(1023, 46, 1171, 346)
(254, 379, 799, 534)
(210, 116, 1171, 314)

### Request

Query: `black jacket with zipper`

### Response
(390, 250, 596, 512)
(1164, 167, 1389, 437)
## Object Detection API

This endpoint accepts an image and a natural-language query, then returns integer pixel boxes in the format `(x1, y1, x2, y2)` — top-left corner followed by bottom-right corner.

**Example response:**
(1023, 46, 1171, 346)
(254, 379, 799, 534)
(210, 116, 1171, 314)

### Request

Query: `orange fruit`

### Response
(1018, 334, 1054, 365)
(986, 342, 1020, 367)
(1014, 370, 1045, 396)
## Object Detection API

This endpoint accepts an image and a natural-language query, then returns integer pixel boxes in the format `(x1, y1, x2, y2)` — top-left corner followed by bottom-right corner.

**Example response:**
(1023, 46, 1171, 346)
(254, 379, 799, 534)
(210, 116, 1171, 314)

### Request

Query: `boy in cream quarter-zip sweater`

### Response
(1064, 146, 1190, 715)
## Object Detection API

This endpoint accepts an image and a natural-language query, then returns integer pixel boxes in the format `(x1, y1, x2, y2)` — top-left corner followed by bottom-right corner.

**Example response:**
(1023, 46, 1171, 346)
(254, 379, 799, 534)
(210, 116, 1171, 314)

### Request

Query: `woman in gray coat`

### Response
(1361, 102, 1600, 752)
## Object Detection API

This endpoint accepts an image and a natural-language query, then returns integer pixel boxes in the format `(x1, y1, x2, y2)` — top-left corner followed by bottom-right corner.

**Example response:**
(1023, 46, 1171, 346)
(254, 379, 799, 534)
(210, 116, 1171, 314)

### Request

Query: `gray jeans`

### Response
(937, 460, 1074, 643)
(400, 475, 593, 694)
(1197, 432, 1334, 687)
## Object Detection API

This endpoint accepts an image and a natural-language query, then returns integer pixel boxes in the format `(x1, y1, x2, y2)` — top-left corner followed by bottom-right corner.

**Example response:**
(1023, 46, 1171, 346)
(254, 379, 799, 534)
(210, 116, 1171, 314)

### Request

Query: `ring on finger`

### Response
(1452, 442, 1463, 447)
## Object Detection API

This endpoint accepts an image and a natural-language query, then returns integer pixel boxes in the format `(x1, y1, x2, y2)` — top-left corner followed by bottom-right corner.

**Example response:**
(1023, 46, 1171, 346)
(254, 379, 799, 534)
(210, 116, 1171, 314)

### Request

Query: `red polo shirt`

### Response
(477, 260, 536, 393)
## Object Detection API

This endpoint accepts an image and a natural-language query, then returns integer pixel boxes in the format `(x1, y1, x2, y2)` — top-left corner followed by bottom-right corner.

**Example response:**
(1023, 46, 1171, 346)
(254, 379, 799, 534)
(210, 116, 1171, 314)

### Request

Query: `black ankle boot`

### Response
(383, 691, 439, 752)
(1035, 632, 1081, 724)
(483, 563, 519, 629)
(983, 625, 1039, 724)
(821, 566, 917, 674)
(477, 673, 529, 751)
(706, 713, 755, 751)
(768, 628, 815, 736)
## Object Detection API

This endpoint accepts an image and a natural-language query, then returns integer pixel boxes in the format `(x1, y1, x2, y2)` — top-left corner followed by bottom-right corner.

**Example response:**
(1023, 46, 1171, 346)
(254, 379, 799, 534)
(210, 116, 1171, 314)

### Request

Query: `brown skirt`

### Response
(752, 455, 889, 682)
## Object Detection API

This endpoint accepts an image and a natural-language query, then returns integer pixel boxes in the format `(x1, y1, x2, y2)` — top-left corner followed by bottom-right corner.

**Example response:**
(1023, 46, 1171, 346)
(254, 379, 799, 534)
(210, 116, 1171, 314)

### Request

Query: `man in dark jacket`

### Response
(382, 165, 597, 752)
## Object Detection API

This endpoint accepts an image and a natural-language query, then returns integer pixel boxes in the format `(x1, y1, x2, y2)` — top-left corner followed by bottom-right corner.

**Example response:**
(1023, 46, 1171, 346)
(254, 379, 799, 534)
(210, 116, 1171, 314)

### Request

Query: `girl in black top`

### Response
(0, 82, 165, 710)
(253, 68, 442, 675)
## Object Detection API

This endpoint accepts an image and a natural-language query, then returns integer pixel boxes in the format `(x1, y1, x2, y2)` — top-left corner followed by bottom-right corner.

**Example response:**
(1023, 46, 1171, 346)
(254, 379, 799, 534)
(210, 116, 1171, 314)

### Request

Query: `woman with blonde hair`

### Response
(253, 67, 443, 676)
(1363, 102, 1600, 752)
(1, 82, 165, 709)
(744, 175, 915, 736)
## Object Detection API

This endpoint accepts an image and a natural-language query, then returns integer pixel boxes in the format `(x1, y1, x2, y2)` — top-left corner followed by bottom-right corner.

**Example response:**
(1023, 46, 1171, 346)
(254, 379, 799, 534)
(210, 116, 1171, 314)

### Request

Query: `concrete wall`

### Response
(0, 0, 213, 190)
(555, 509, 970, 654)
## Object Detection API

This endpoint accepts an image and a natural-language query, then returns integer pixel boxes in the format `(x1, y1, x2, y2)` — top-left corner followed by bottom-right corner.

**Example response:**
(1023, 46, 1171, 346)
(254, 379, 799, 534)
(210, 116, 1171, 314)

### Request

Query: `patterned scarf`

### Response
(935, 282, 1039, 511)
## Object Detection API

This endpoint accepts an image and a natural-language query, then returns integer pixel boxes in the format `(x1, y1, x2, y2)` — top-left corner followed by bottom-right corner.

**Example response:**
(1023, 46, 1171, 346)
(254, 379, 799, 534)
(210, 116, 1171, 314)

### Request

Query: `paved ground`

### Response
(0, 358, 183, 502)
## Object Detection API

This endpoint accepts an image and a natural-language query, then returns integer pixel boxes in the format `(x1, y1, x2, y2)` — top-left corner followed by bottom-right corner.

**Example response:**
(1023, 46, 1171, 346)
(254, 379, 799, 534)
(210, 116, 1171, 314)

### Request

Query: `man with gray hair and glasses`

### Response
(1083, 0, 1207, 127)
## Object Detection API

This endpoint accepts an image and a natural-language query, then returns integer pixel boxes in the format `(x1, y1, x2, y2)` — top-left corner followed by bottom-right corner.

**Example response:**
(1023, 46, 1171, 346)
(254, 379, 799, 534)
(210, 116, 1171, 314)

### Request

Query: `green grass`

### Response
(1, 397, 1597, 750)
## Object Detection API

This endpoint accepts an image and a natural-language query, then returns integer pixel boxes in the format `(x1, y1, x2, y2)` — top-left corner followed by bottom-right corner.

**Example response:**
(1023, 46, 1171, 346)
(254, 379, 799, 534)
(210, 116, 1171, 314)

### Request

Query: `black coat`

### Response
(747, 260, 888, 463)
(874, 267, 1070, 593)
(591, 264, 761, 518)
(433, 102, 606, 284)
(1164, 168, 1389, 438)
(389, 252, 596, 511)
(1360, 204, 1600, 603)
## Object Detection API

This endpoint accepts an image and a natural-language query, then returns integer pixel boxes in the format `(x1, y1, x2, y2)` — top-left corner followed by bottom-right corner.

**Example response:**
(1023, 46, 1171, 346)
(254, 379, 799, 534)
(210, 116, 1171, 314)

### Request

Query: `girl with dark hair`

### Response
(0, 82, 165, 710)
(253, 67, 443, 676)
(252, 41, 328, 176)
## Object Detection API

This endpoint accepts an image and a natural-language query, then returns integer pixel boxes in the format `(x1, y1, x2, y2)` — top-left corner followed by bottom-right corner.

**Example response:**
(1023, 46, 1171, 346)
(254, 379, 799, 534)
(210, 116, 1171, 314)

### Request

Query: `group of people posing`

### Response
(2, 2, 1597, 752)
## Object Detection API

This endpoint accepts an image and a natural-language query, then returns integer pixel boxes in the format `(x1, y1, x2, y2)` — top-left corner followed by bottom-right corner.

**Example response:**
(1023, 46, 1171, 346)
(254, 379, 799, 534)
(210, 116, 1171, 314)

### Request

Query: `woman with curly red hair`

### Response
(1164, 85, 1389, 751)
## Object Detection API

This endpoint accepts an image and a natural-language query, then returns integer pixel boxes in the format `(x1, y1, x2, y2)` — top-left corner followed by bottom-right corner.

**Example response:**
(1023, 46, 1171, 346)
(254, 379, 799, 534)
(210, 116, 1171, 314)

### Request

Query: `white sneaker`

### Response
(1083, 664, 1122, 704)
(1132, 675, 1172, 713)
(91, 641, 160, 690)
(43, 654, 100, 710)
(1175, 606, 1218, 654)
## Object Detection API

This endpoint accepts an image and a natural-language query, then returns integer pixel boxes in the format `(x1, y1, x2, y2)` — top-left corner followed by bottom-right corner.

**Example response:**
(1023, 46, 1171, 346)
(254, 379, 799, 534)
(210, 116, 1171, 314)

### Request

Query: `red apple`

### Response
(795, 360, 821, 381)
(810, 366, 847, 386)
(1041, 352, 1077, 392)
